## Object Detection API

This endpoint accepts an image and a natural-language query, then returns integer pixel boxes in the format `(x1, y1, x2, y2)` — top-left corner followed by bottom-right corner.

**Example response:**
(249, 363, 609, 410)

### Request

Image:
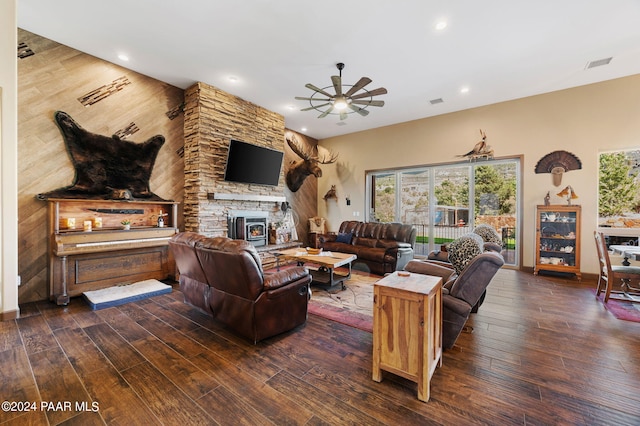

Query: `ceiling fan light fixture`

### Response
(333, 96, 349, 110)
(296, 62, 387, 120)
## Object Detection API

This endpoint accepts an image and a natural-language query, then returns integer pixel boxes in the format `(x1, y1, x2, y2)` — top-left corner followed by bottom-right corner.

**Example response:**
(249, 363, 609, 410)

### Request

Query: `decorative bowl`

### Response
(306, 248, 322, 255)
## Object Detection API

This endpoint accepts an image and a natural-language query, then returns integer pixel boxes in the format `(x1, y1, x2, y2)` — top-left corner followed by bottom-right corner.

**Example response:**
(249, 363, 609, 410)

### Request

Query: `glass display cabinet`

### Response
(534, 205, 581, 281)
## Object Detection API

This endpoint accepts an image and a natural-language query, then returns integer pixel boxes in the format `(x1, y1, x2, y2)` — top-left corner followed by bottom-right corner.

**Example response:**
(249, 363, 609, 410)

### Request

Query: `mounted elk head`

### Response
(285, 135, 338, 192)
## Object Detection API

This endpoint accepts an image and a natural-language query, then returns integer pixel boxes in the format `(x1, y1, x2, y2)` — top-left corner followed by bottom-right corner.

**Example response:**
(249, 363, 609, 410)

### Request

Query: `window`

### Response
(366, 158, 520, 266)
(598, 149, 640, 233)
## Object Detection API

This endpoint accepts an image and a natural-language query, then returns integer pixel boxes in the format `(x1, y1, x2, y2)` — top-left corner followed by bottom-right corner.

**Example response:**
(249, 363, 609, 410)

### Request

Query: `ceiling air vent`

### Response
(336, 121, 347, 126)
(429, 98, 444, 105)
(585, 57, 612, 69)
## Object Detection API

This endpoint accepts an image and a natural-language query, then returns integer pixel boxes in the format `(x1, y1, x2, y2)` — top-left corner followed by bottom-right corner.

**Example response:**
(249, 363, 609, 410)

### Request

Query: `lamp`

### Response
(557, 185, 579, 205)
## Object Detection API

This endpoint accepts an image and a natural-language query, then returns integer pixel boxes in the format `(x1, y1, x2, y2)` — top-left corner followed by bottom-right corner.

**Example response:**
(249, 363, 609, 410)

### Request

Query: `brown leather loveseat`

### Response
(318, 221, 416, 275)
(169, 232, 312, 343)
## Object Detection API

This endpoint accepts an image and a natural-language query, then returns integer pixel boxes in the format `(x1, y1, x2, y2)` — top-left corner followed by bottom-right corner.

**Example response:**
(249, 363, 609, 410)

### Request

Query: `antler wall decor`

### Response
(285, 135, 338, 192)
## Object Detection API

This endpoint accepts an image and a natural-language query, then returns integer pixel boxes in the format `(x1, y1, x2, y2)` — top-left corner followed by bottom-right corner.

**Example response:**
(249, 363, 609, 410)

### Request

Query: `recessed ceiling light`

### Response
(228, 76, 239, 82)
(117, 54, 129, 61)
(460, 87, 469, 94)
(301, 127, 307, 132)
(435, 21, 447, 30)
(287, 105, 296, 110)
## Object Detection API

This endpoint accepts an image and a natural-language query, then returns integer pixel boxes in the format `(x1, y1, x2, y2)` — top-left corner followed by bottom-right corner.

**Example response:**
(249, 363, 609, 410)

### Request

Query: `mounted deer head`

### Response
(285, 135, 338, 192)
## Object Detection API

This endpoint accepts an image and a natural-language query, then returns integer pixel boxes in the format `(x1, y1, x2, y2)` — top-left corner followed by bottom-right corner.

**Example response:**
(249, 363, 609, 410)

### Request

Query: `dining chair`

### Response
(594, 231, 640, 303)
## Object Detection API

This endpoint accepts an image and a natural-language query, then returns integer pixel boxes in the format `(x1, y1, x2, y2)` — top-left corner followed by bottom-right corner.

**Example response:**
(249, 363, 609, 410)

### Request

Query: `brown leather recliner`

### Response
(405, 241, 504, 350)
(169, 232, 212, 314)
(169, 232, 312, 343)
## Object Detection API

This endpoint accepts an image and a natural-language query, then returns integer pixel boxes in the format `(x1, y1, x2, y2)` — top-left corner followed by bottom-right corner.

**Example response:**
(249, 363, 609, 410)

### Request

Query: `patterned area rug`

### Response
(596, 292, 640, 322)
(307, 268, 378, 332)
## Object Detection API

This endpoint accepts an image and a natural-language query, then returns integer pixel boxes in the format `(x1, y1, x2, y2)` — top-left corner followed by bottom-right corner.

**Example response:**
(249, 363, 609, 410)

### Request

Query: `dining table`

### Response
(609, 244, 640, 266)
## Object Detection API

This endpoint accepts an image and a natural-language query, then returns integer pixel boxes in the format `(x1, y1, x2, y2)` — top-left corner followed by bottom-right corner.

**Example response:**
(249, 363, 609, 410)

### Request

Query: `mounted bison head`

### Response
(285, 135, 338, 192)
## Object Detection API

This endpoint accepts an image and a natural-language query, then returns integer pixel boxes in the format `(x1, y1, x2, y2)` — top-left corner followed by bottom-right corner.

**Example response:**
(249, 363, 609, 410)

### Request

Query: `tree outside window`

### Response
(599, 150, 640, 228)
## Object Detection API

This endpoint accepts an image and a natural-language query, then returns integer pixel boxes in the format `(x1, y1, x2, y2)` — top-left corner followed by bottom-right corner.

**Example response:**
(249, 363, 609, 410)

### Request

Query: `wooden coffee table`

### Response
(274, 248, 356, 290)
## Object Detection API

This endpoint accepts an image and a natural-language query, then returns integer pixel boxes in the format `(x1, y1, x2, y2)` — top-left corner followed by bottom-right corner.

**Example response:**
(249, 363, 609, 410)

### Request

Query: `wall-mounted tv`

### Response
(224, 139, 284, 187)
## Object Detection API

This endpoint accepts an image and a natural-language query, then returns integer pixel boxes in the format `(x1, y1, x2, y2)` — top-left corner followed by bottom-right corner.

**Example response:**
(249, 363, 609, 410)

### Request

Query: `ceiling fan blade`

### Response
(295, 96, 331, 101)
(340, 111, 348, 120)
(331, 75, 342, 96)
(345, 77, 372, 97)
(350, 87, 388, 100)
(318, 106, 334, 118)
(301, 103, 331, 111)
(348, 104, 370, 116)
(305, 83, 335, 98)
(352, 100, 385, 107)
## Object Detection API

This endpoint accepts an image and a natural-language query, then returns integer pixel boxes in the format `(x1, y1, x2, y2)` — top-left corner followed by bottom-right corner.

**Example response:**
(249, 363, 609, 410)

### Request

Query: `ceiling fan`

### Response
(295, 63, 387, 120)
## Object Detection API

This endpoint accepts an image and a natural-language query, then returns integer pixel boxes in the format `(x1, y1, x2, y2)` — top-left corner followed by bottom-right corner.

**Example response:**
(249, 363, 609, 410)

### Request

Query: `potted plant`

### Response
(121, 219, 131, 230)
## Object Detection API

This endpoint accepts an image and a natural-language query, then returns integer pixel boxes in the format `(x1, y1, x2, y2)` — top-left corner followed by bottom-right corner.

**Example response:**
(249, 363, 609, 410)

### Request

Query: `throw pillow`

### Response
(473, 224, 503, 246)
(447, 233, 484, 275)
(336, 232, 353, 244)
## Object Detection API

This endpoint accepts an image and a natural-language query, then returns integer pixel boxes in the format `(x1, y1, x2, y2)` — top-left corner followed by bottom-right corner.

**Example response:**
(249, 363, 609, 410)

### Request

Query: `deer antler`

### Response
(287, 136, 338, 164)
(316, 145, 338, 164)
(286, 136, 316, 160)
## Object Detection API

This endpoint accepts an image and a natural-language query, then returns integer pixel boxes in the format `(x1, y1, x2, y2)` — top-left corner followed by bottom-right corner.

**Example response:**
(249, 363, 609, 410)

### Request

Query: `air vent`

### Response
(429, 98, 444, 105)
(336, 121, 347, 126)
(585, 57, 612, 69)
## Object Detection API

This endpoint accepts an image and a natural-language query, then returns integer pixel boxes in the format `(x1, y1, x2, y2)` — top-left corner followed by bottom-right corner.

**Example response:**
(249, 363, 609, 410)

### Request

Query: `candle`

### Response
(83, 220, 92, 232)
(93, 217, 102, 228)
(66, 218, 76, 229)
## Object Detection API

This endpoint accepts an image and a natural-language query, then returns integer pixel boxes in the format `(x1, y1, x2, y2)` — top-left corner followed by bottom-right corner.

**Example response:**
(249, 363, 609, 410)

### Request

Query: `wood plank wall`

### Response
(17, 29, 185, 303)
(16, 29, 318, 303)
(283, 130, 319, 247)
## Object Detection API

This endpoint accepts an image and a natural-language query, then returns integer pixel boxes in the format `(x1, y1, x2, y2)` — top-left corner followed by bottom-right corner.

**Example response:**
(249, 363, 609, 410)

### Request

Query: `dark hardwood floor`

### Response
(2, 269, 640, 425)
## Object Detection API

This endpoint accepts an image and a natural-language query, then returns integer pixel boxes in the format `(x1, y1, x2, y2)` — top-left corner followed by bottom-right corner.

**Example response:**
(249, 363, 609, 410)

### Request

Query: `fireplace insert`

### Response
(227, 212, 268, 247)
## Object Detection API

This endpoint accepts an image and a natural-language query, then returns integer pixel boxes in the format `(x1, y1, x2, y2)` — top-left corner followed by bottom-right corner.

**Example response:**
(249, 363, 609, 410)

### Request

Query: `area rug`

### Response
(307, 269, 377, 332)
(82, 279, 172, 310)
(596, 293, 640, 323)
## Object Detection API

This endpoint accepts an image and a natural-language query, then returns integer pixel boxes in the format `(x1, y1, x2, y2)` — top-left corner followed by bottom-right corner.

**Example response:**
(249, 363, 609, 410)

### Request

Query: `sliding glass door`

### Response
(366, 158, 520, 266)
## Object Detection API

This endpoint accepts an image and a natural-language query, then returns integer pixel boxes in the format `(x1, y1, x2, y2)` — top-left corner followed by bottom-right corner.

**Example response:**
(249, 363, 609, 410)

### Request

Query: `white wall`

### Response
(0, 0, 19, 316)
(317, 75, 640, 275)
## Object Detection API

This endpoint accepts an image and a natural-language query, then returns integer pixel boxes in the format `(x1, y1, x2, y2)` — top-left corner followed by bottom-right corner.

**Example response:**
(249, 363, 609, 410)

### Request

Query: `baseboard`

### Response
(521, 266, 597, 282)
(1, 308, 20, 321)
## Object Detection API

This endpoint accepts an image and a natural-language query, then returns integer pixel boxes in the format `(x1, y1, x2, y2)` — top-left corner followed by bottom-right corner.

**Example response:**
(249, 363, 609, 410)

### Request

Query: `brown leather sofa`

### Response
(169, 232, 312, 343)
(318, 221, 416, 275)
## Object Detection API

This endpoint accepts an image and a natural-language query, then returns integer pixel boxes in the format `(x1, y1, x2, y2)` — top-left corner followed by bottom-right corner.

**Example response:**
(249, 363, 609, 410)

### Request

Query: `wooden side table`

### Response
(372, 271, 442, 402)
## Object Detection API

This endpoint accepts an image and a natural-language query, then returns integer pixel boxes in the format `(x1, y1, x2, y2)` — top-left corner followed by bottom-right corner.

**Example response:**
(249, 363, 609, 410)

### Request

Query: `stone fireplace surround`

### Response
(182, 81, 288, 239)
(181, 82, 317, 251)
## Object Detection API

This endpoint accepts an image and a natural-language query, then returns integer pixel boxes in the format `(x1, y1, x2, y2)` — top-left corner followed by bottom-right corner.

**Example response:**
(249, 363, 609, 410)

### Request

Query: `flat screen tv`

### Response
(224, 139, 284, 186)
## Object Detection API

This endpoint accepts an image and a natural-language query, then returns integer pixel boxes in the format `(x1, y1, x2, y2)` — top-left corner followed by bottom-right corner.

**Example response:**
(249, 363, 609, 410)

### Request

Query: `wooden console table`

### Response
(47, 198, 178, 305)
(372, 271, 443, 402)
